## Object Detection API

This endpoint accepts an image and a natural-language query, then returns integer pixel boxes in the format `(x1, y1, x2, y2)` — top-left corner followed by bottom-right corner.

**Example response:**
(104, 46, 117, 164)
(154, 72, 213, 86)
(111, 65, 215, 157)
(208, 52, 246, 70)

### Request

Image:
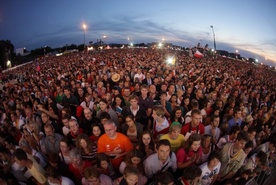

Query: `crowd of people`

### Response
(0, 48, 276, 185)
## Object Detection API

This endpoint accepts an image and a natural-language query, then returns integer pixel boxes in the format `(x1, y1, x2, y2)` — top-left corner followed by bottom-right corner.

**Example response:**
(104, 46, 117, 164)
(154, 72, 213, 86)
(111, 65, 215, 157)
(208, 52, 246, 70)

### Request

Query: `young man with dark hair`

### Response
(227, 107, 242, 132)
(218, 131, 249, 181)
(139, 84, 154, 130)
(14, 148, 47, 185)
(241, 150, 267, 173)
(247, 126, 257, 149)
(153, 171, 175, 185)
(204, 115, 221, 144)
(253, 138, 276, 162)
(121, 94, 147, 127)
(216, 125, 240, 150)
(61, 86, 79, 117)
(200, 150, 221, 185)
(144, 139, 177, 179)
(178, 165, 202, 185)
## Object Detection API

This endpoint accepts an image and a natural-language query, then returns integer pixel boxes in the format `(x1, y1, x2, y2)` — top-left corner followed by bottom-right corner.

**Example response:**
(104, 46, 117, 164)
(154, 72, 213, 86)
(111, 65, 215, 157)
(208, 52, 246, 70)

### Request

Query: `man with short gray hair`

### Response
(97, 120, 133, 169)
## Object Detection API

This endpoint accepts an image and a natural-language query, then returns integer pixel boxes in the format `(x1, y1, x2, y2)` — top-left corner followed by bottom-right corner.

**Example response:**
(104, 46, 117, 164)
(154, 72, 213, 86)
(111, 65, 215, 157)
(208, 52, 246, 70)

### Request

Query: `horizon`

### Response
(1, 0, 275, 66)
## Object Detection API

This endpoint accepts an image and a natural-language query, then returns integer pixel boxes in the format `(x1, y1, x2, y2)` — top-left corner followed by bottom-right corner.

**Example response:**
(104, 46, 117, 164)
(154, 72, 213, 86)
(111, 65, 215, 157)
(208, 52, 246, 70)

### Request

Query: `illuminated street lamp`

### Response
(210, 25, 216, 51)
(103, 35, 107, 48)
(82, 23, 87, 49)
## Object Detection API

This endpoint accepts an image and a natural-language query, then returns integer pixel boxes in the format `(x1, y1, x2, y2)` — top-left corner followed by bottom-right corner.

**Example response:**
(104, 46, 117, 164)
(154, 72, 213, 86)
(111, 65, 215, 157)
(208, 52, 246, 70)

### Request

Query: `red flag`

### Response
(194, 50, 204, 58)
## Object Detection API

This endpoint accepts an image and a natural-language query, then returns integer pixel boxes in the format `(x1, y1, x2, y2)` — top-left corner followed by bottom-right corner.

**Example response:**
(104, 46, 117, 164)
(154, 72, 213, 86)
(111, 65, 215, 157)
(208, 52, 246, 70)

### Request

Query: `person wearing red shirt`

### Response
(181, 109, 204, 138)
(68, 148, 92, 181)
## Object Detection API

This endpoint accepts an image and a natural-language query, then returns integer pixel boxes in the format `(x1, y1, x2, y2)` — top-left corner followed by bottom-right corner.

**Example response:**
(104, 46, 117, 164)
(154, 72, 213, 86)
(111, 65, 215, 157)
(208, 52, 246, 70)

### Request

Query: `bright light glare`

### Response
(158, 43, 162, 47)
(167, 56, 175, 65)
(82, 23, 87, 30)
(130, 43, 133, 46)
(255, 59, 258, 62)
(236, 50, 239, 53)
(7, 60, 11, 67)
(87, 46, 93, 51)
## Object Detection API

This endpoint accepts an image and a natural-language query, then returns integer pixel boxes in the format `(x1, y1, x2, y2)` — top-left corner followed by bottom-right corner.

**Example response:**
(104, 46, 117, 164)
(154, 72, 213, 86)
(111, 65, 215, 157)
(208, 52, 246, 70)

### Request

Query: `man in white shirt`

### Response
(144, 139, 177, 179)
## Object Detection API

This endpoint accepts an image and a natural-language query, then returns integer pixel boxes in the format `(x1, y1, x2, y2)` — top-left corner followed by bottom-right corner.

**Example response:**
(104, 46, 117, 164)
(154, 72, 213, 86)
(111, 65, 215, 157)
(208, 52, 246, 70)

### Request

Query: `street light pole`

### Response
(82, 23, 87, 50)
(210, 25, 216, 51)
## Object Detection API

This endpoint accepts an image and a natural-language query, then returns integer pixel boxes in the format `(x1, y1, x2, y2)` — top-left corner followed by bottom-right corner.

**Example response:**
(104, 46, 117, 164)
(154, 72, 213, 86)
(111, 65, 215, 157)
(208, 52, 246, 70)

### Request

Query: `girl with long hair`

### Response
(136, 131, 155, 159)
(121, 115, 144, 145)
(59, 138, 72, 165)
(75, 133, 97, 164)
(176, 133, 202, 170)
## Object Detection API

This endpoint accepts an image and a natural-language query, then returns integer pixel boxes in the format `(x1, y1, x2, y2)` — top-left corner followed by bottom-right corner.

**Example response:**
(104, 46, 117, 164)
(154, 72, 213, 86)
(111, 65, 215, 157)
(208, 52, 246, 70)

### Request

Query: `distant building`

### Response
(216, 50, 229, 57)
(15, 48, 29, 56)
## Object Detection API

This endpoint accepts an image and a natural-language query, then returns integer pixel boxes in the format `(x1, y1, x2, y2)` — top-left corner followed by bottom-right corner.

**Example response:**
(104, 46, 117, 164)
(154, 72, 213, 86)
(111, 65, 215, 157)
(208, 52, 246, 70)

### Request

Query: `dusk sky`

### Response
(1, 0, 276, 66)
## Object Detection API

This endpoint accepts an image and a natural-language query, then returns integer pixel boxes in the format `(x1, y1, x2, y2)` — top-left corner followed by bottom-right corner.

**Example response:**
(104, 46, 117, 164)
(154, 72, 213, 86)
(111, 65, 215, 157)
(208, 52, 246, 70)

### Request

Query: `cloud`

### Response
(16, 13, 276, 66)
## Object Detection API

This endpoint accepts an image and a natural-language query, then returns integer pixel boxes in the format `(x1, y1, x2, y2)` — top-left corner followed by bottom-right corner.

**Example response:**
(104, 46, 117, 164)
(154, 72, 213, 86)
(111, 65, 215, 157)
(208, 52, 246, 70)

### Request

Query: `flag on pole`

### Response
(194, 50, 204, 58)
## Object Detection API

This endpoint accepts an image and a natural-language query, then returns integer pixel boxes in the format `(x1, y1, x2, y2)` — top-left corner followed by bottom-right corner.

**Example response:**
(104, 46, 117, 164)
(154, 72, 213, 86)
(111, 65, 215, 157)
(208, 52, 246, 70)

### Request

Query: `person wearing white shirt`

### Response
(46, 166, 75, 185)
(144, 139, 177, 179)
(200, 150, 221, 185)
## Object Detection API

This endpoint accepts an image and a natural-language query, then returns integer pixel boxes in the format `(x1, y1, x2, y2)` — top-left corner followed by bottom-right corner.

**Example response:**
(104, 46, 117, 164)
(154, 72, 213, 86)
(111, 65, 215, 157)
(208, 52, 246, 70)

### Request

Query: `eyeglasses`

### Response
(105, 127, 115, 132)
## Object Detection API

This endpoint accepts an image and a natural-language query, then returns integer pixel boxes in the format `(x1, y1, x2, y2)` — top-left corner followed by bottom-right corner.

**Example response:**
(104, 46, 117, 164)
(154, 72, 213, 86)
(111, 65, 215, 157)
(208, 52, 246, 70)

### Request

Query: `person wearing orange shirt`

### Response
(97, 120, 133, 169)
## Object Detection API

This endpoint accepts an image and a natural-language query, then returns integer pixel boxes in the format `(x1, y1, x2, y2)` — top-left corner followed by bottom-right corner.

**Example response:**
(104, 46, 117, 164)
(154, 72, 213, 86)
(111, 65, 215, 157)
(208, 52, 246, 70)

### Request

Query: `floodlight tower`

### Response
(210, 25, 216, 51)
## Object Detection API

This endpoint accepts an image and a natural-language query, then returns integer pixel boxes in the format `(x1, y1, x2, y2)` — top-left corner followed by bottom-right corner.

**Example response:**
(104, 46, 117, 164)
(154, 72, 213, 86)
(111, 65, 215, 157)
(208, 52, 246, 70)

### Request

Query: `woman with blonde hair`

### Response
(23, 121, 44, 151)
